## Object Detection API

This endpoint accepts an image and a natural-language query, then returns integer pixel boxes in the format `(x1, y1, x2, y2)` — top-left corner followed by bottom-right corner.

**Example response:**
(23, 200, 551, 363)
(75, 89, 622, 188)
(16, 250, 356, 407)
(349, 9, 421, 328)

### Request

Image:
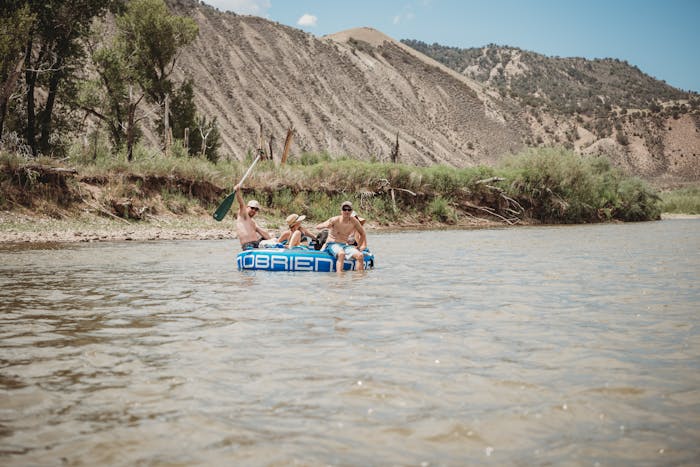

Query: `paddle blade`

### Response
(213, 191, 236, 221)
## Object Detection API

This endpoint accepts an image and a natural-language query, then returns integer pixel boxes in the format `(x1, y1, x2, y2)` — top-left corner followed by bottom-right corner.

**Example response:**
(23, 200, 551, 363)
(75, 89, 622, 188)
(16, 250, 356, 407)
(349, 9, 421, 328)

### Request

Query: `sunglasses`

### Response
(249, 207, 259, 212)
(341, 207, 352, 211)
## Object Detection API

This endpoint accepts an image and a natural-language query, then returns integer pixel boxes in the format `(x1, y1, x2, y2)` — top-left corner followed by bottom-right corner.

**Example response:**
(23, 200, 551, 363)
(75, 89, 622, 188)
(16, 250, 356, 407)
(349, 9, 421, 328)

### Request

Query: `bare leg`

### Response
(288, 230, 302, 248)
(336, 252, 346, 272)
(353, 251, 365, 270)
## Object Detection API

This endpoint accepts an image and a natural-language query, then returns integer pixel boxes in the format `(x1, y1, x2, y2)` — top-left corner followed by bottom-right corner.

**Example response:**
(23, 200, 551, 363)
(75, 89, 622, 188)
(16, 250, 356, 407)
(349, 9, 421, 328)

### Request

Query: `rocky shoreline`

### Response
(2, 211, 696, 246)
(0, 211, 510, 245)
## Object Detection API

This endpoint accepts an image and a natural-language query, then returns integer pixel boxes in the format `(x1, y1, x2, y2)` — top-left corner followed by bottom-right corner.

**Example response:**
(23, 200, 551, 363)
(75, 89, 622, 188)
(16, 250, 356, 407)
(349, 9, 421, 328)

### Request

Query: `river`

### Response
(1, 219, 699, 465)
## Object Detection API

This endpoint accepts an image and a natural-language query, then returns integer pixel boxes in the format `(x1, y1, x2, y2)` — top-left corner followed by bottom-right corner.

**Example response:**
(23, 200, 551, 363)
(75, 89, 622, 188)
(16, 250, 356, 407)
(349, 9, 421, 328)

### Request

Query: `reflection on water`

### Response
(1, 220, 699, 465)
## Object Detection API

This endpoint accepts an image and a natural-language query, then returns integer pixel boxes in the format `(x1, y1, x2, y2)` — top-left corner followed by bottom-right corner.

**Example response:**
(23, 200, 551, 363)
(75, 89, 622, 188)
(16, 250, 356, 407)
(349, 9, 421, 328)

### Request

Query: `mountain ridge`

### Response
(401, 40, 696, 113)
(160, 0, 699, 182)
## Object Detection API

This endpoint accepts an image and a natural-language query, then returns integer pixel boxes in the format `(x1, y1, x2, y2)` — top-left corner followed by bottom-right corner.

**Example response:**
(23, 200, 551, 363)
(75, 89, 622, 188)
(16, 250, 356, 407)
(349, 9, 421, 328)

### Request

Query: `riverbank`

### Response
(0, 210, 511, 244)
(2, 209, 696, 245)
(0, 148, 678, 244)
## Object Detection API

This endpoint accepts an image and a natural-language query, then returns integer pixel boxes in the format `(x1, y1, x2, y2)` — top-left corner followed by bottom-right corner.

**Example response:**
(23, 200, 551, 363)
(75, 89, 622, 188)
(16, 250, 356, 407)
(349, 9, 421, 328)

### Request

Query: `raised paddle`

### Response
(212, 155, 261, 221)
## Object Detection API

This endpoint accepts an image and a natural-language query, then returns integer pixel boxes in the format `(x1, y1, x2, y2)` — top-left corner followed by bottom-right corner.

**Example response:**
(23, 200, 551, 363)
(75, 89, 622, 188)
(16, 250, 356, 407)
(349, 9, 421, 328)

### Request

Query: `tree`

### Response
(168, 79, 221, 160)
(116, 0, 198, 148)
(190, 115, 221, 162)
(78, 29, 149, 161)
(80, 0, 198, 160)
(168, 78, 196, 147)
(20, 0, 120, 156)
(0, 2, 34, 141)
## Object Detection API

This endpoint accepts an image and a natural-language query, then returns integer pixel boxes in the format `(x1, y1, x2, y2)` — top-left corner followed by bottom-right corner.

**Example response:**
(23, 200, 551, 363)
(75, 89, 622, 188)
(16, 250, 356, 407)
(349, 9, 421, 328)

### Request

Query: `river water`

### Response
(1, 220, 699, 465)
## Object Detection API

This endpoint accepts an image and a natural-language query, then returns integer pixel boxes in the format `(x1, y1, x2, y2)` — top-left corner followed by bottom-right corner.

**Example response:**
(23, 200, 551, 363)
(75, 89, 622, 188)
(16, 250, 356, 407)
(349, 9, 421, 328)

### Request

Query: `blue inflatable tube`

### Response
(237, 247, 375, 272)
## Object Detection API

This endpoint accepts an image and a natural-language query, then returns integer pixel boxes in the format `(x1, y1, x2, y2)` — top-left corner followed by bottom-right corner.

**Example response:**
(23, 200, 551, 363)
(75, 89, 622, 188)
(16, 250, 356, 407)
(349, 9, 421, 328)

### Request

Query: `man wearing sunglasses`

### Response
(234, 182, 272, 250)
(315, 201, 368, 271)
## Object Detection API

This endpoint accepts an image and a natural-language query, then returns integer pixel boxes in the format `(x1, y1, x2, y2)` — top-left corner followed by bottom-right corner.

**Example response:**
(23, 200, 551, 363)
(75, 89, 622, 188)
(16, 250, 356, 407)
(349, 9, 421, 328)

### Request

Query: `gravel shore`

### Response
(0, 210, 510, 245)
(4, 210, 691, 246)
(0, 212, 239, 244)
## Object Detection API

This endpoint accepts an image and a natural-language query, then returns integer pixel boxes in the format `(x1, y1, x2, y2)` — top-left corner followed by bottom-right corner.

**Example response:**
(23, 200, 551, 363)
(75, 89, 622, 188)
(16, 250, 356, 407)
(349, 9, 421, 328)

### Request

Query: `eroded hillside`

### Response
(165, 1, 526, 167)
(159, 1, 699, 182)
(403, 41, 700, 182)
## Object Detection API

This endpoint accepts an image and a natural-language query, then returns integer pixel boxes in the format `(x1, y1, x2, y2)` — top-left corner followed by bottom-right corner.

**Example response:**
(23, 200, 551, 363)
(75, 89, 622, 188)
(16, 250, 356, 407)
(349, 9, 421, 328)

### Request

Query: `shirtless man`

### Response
(234, 182, 271, 250)
(316, 201, 367, 271)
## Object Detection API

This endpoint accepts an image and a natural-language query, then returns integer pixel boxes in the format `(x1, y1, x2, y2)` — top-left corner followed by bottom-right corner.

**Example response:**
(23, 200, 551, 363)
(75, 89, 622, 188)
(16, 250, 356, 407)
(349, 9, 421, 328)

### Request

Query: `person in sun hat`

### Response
(278, 213, 315, 248)
(233, 181, 271, 250)
(347, 210, 367, 247)
(315, 200, 368, 271)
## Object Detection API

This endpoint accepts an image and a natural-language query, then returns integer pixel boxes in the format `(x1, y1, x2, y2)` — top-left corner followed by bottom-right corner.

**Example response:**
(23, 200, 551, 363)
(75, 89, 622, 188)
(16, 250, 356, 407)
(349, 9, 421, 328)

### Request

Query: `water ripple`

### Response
(1, 221, 699, 464)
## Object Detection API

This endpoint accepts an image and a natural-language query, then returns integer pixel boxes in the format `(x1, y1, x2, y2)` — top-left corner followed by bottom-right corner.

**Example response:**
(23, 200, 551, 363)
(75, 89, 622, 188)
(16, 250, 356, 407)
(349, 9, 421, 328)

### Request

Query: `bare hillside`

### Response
(166, 1, 526, 167)
(159, 1, 698, 182)
(403, 41, 700, 182)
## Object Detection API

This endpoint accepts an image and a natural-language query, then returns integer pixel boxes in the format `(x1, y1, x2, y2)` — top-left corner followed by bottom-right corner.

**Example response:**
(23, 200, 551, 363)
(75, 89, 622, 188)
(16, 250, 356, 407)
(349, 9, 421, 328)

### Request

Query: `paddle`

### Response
(212, 155, 261, 221)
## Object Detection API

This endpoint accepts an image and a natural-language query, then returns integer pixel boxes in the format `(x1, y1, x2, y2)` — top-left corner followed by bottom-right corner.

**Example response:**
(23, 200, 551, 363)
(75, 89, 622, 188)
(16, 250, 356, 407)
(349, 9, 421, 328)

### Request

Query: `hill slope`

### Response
(166, 1, 526, 167)
(401, 41, 700, 182)
(159, 1, 699, 182)
(401, 41, 695, 114)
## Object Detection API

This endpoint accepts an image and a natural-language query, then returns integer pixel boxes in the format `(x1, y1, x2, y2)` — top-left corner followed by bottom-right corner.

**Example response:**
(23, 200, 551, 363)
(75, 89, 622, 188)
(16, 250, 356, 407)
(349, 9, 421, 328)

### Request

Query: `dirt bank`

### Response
(0, 161, 517, 244)
(0, 209, 510, 245)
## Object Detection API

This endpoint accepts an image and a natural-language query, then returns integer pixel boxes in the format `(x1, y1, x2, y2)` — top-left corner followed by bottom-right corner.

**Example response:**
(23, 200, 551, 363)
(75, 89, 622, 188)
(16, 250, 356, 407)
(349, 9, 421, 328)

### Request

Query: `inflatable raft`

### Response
(237, 247, 374, 272)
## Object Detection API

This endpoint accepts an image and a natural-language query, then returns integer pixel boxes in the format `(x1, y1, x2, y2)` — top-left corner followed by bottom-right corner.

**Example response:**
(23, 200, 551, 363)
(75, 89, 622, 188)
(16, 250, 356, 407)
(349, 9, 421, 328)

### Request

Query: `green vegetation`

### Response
(401, 40, 697, 117)
(660, 186, 700, 214)
(1, 146, 663, 226)
(497, 148, 661, 222)
(1, 0, 219, 162)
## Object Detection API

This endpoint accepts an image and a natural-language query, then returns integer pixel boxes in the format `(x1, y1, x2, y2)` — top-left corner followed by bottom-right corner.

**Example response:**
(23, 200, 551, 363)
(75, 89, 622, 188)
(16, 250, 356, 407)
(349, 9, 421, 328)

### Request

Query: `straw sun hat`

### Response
(285, 213, 306, 227)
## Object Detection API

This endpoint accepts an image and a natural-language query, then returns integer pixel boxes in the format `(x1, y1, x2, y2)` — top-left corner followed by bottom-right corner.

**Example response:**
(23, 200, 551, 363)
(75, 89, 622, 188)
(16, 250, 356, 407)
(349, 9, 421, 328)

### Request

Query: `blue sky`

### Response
(203, 0, 700, 93)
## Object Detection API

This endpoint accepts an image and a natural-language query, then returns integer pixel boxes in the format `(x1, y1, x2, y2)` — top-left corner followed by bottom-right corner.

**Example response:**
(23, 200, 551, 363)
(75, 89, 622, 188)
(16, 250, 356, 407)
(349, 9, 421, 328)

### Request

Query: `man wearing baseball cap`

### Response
(233, 181, 271, 250)
(315, 200, 368, 271)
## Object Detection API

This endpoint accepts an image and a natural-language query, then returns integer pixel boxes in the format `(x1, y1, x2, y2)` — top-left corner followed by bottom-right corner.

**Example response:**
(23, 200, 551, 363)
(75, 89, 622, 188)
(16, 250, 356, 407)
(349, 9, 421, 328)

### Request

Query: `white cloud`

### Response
(204, 0, 271, 16)
(297, 13, 318, 27)
(392, 9, 415, 25)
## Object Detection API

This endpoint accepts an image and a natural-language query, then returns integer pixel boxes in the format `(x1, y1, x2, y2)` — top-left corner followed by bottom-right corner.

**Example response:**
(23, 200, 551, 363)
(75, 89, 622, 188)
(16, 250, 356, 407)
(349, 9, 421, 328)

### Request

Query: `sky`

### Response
(202, 0, 700, 93)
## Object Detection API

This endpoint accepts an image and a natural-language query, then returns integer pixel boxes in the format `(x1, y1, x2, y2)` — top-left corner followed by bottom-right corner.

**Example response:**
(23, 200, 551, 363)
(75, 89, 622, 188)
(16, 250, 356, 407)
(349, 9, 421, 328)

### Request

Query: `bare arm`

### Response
(353, 218, 367, 250)
(278, 230, 291, 243)
(316, 216, 337, 230)
(255, 222, 271, 240)
(234, 183, 246, 217)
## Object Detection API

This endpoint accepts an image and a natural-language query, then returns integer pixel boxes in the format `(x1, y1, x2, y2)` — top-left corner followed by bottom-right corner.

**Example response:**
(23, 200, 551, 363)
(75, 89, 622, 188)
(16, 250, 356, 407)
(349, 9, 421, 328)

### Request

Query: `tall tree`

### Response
(19, 0, 119, 156)
(0, 2, 34, 141)
(169, 79, 196, 143)
(116, 0, 197, 148)
(80, 0, 198, 160)
(78, 35, 147, 160)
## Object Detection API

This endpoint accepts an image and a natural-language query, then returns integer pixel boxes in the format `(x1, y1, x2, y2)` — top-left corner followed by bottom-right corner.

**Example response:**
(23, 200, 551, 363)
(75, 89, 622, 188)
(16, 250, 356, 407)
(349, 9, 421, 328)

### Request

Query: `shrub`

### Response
(428, 196, 456, 223)
(616, 132, 630, 146)
(614, 178, 661, 221)
(497, 147, 660, 223)
(660, 186, 700, 214)
(297, 151, 332, 166)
